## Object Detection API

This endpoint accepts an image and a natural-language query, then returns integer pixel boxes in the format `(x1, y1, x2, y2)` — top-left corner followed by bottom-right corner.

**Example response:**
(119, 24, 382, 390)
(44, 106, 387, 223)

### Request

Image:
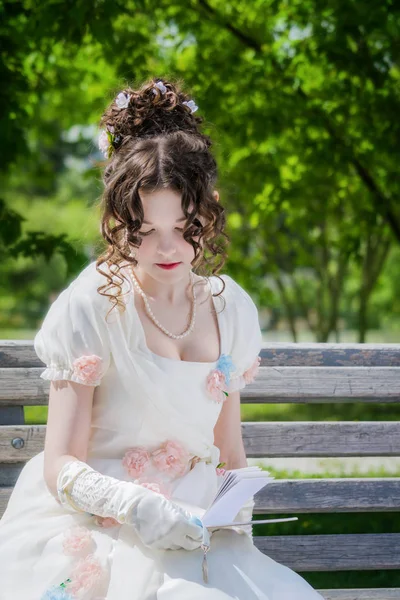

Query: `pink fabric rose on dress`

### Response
(63, 526, 93, 556)
(72, 355, 103, 385)
(151, 440, 189, 477)
(68, 553, 104, 596)
(243, 356, 261, 384)
(122, 447, 151, 478)
(216, 467, 226, 477)
(206, 369, 229, 403)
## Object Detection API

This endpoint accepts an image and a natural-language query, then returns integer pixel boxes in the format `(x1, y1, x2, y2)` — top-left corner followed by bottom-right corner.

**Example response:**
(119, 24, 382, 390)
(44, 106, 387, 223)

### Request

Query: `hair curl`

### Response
(95, 76, 230, 322)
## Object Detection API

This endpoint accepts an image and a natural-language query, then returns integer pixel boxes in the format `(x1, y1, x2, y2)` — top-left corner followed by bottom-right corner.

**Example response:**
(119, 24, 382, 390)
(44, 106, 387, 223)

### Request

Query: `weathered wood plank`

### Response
(0, 341, 41, 368)
(253, 478, 400, 513)
(1, 477, 399, 516)
(0, 368, 50, 405)
(1, 366, 400, 405)
(259, 344, 400, 367)
(1, 422, 399, 461)
(0, 425, 45, 461)
(2, 341, 400, 367)
(242, 422, 400, 457)
(242, 367, 400, 403)
(318, 590, 400, 600)
(254, 534, 400, 571)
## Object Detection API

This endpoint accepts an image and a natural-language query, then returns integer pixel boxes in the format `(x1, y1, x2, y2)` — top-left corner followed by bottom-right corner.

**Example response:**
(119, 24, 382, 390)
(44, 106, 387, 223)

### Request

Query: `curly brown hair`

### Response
(95, 76, 230, 321)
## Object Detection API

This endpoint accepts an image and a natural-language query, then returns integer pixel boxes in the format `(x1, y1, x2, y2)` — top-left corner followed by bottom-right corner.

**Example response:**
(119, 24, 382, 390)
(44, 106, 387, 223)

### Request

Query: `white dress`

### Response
(0, 261, 323, 600)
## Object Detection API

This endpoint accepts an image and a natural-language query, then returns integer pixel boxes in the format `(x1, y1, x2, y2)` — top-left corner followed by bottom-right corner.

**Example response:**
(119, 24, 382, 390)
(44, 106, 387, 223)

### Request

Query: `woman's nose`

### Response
(157, 236, 177, 256)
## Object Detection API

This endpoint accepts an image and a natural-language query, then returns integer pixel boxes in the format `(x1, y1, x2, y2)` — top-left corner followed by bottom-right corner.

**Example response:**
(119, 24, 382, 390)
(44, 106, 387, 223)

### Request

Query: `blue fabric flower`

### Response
(40, 585, 74, 600)
(216, 354, 235, 386)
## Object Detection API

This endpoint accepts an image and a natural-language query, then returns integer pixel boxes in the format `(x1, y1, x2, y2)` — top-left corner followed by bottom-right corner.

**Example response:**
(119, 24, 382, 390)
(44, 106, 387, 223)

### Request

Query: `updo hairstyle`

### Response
(95, 76, 229, 319)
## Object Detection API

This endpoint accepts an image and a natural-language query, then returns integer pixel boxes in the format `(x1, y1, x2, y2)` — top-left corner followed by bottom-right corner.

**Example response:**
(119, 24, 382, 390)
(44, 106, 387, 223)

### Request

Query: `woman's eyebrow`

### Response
(142, 216, 187, 225)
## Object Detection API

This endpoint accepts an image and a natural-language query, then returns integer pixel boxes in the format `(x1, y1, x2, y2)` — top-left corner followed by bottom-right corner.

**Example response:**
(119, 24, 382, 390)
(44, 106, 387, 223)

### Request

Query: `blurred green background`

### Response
(1, 0, 400, 589)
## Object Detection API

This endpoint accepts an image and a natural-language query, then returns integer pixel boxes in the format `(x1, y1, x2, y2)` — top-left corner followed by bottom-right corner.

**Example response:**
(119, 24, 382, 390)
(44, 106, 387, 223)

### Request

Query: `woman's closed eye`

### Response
(139, 228, 183, 236)
(139, 219, 203, 236)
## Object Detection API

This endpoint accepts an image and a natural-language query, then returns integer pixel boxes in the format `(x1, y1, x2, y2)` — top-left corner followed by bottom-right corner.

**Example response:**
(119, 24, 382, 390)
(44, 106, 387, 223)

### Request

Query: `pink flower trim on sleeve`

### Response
(243, 355, 261, 384)
(72, 354, 103, 385)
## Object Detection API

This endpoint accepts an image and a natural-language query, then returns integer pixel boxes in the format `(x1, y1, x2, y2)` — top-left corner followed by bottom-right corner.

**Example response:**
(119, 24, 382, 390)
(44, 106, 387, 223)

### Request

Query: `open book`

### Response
(175, 466, 298, 529)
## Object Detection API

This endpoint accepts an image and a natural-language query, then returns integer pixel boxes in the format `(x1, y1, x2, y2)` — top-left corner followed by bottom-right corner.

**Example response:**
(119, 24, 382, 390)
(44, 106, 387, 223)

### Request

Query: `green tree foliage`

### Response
(1, 0, 399, 340)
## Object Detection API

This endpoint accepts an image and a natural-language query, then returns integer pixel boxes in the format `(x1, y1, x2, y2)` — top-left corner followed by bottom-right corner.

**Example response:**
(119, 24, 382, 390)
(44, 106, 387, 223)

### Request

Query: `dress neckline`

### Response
(126, 269, 227, 366)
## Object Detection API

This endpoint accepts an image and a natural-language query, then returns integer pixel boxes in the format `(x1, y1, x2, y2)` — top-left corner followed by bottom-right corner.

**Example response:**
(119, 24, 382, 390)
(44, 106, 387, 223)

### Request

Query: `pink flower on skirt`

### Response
(216, 467, 226, 477)
(122, 447, 151, 478)
(68, 553, 104, 595)
(243, 356, 261, 384)
(72, 355, 103, 385)
(206, 369, 229, 403)
(63, 526, 93, 556)
(151, 440, 190, 477)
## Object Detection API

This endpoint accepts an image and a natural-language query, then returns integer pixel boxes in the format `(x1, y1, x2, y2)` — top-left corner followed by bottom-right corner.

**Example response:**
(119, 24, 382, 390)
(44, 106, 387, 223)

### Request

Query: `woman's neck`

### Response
(131, 266, 194, 306)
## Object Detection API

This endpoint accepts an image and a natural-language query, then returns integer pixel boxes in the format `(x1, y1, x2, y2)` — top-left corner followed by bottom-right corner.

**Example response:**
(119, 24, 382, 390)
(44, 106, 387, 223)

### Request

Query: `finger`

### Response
(180, 536, 203, 551)
(183, 522, 204, 541)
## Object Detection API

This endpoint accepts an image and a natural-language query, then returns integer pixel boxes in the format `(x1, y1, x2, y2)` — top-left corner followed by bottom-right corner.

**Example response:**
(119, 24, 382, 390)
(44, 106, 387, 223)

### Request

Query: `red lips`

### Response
(156, 262, 181, 270)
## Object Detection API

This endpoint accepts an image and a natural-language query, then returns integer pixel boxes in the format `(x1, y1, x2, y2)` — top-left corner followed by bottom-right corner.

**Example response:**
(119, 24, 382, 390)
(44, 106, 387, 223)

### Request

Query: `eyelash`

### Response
(139, 228, 183, 236)
(139, 220, 203, 236)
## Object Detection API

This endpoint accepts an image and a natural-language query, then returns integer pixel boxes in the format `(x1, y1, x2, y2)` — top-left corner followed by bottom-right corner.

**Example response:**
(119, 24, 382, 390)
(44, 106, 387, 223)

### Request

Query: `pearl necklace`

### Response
(127, 265, 197, 339)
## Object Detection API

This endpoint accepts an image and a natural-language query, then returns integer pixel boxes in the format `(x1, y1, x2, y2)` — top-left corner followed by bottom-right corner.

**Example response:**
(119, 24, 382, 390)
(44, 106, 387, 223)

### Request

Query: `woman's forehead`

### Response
(139, 188, 195, 222)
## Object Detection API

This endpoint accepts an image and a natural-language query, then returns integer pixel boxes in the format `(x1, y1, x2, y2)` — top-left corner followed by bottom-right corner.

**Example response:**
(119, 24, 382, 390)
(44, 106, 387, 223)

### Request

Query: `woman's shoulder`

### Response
(62, 260, 117, 314)
(210, 272, 257, 308)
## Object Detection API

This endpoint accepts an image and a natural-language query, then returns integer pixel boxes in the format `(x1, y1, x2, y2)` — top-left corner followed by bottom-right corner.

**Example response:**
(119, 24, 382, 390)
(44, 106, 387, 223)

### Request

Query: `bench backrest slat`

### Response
(1, 339, 399, 597)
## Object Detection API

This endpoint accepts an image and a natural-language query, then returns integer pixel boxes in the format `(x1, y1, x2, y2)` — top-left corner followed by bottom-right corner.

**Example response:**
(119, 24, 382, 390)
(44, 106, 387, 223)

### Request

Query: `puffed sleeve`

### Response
(225, 276, 263, 393)
(33, 276, 111, 387)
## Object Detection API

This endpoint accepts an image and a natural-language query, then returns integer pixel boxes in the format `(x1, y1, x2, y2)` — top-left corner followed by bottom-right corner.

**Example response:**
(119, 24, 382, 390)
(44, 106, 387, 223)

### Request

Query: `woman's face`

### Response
(133, 187, 204, 282)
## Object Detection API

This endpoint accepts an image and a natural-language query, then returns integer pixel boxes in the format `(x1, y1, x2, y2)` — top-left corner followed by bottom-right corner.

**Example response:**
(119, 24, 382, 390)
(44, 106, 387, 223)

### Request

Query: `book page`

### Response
(202, 476, 274, 527)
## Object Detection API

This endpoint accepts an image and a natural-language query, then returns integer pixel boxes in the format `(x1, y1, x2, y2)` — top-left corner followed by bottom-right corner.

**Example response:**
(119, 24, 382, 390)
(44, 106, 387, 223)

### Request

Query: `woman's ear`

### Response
(213, 190, 220, 202)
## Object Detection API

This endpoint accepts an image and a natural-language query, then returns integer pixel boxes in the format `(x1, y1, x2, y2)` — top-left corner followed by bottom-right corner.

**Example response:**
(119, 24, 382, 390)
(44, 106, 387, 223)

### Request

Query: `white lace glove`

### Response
(56, 459, 205, 551)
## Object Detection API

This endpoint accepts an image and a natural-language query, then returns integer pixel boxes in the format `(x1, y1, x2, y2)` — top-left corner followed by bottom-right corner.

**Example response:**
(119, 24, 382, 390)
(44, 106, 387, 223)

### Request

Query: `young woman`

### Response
(0, 77, 323, 599)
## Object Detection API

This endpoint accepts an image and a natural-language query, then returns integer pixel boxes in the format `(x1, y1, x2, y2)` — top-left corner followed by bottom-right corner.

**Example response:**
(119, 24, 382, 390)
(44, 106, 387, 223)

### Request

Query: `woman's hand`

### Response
(126, 494, 205, 551)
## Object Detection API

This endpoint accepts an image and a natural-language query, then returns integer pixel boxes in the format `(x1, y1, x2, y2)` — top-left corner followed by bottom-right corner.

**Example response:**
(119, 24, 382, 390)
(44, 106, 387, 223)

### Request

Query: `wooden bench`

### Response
(1, 340, 399, 599)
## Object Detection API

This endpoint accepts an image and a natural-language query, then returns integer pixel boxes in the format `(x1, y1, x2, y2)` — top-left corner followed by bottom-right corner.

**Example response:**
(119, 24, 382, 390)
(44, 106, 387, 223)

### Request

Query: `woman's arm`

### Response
(43, 379, 95, 498)
(213, 389, 248, 469)
(43, 380, 205, 551)
(212, 389, 255, 537)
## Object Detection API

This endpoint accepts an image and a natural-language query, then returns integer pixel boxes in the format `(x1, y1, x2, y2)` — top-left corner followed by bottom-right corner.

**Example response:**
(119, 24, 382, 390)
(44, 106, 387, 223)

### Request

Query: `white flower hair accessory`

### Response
(115, 91, 131, 109)
(151, 80, 199, 112)
(152, 80, 167, 95)
(98, 124, 119, 159)
(183, 99, 198, 113)
(98, 130, 109, 158)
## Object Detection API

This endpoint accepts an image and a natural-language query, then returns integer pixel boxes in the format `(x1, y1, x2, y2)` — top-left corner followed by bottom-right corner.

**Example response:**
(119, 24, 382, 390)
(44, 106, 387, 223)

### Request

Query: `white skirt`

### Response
(0, 452, 324, 600)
